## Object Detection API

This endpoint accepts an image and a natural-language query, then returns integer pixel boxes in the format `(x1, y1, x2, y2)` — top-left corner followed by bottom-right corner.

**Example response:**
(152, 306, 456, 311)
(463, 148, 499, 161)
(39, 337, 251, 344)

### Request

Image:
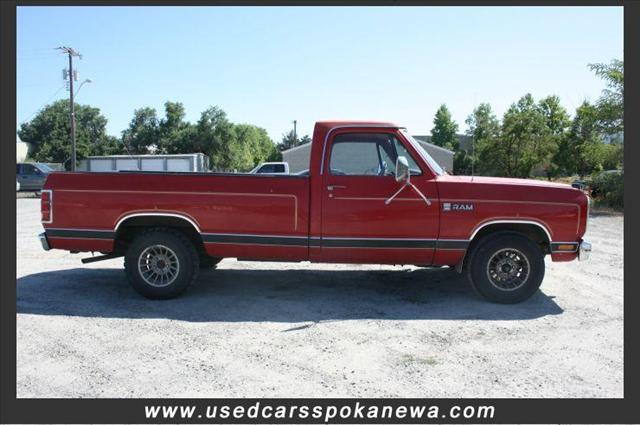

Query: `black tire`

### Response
(200, 256, 223, 269)
(466, 231, 545, 304)
(124, 227, 200, 299)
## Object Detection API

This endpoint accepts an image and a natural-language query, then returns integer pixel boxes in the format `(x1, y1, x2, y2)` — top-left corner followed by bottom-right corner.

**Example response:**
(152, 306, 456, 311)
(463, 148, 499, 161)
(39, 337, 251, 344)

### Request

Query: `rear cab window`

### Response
(258, 164, 285, 173)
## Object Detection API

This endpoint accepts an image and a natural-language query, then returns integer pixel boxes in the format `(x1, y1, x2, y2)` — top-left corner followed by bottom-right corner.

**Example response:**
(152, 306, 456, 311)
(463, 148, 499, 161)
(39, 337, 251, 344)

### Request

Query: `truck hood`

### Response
(435, 174, 588, 208)
(438, 174, 572, 190)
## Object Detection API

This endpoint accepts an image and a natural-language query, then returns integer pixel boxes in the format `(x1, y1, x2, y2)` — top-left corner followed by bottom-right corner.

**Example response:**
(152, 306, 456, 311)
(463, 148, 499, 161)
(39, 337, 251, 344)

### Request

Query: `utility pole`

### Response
(471, 136, 475, 178)
(57, 46, 82, 171)
(293, 120, 297, 141)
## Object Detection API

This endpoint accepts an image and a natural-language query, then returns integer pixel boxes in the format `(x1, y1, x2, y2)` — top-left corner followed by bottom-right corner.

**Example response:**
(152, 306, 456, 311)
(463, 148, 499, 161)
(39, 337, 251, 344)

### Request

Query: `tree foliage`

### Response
(589, 59, 623, 134)
(300, 135, 312, 145)
(121, 107, 160, 154)
(554, 101, 611, 178)
(277, 130, 311, 152)
(535, 95, 571, 178)
(465, 103, 500, 175)
(12, 99, 275, 173)
(18, 99, 120, 167)
(117, 102, 279, 171)
(430, 104, 459, 150)
(478, 94, 553, 177)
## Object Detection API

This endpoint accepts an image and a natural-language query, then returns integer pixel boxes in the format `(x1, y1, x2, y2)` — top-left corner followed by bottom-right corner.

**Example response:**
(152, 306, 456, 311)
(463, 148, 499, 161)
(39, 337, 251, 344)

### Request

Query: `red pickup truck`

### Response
(39, 121, 591, 303)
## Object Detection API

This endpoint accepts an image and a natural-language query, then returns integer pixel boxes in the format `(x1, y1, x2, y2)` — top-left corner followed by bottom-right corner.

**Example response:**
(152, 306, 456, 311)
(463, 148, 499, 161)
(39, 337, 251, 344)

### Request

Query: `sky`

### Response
(17, 6, 623, 142)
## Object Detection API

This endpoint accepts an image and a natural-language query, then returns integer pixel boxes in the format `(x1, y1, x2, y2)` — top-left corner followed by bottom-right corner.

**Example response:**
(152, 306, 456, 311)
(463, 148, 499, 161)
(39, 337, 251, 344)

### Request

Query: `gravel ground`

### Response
(16, 198, 623, 398)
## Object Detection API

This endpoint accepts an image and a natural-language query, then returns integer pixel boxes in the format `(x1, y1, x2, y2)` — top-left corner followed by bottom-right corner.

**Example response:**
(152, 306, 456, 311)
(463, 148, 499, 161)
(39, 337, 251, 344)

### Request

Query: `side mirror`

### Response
(386, 155, 431, 206)
(395, 156, 410, 183)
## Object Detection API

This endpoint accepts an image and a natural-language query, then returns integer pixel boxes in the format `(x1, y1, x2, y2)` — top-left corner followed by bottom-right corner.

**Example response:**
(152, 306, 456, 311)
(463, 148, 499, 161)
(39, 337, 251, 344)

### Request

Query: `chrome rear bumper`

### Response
(38, 232, 50, 251)
(578, 240, 592, 261)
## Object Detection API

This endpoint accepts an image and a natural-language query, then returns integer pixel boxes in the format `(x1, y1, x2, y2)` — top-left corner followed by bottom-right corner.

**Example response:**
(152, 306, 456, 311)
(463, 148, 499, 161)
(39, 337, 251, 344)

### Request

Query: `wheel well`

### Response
(457, 222, 551, 272)
(472, 223, 550, 251)
(113, 215, 206, 258)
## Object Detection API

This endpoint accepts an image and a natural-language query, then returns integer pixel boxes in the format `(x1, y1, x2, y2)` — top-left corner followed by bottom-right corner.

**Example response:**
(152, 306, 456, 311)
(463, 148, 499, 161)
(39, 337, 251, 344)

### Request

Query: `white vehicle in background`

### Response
(249, 162, 290, 174)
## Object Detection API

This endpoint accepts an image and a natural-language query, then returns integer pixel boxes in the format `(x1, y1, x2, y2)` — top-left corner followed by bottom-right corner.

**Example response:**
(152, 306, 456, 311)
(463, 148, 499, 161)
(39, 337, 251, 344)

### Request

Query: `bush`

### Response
(590, 170, 623, 210)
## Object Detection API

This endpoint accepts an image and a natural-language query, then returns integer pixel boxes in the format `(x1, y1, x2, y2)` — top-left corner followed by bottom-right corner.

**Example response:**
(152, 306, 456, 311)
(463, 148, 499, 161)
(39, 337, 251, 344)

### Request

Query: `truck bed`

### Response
(43, 171, 311, 260)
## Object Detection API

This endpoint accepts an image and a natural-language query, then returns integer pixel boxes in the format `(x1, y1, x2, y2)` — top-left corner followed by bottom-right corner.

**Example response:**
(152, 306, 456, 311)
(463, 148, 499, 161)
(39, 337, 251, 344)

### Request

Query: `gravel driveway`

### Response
(16, 198, 623, 398)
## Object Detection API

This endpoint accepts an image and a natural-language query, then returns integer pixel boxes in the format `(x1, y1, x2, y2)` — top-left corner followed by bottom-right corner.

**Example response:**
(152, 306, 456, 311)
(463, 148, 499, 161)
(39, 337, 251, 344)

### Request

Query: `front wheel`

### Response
(466, 232, 545, 304)
(124, 228, 200, 299)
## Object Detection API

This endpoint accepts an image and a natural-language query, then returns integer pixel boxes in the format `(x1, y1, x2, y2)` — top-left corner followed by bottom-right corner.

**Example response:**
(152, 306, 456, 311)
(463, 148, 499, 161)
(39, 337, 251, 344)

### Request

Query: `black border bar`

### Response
(48, 229, 471, 250)
(45, 229, 116, 239)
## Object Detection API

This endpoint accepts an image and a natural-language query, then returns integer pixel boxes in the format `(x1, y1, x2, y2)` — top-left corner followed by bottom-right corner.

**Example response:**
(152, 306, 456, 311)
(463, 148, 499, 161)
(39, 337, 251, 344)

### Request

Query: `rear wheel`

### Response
(200, 256, 222, 269)
(466, 232, 545, 303)
(124, 228, 199, 299)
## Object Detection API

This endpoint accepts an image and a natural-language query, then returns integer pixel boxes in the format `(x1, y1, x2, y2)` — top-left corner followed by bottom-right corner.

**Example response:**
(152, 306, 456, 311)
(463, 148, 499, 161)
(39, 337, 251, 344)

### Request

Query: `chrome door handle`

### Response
(327, 185, 346, 191)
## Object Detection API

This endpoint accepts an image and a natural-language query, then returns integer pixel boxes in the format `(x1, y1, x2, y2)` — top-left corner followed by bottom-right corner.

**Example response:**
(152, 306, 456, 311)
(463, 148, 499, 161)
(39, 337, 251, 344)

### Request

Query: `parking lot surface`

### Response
(16, 198, 623, 398)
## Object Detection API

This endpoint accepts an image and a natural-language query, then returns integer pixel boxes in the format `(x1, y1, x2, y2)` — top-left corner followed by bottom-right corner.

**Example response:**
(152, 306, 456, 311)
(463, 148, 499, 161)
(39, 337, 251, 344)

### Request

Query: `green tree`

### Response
(193, 106, 238, 171)
(601, 142, 623, 170)
(299, 135, 312, 145)
(554, 101, 606, 178)
(18, 99, 120, 167)
(452, 151, 473, 175)
(157, 101, 192, 154)
(120, 103, 280, 171)
(537, 95, 570, 178)
(465, 103, 500, 175)
(430, 104, 459, 150)
(538, 95, 570, 136)
(277, 130, 300, 151)
(121, 107, 159, 154)
(589, 59, 623, 134)
(235, 123, 280, 169)
(492, 94, 552, 177)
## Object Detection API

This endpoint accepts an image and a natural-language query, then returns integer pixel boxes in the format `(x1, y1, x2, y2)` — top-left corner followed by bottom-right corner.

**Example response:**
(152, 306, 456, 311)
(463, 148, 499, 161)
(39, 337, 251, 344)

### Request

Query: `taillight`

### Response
(41, 190, 52, 223)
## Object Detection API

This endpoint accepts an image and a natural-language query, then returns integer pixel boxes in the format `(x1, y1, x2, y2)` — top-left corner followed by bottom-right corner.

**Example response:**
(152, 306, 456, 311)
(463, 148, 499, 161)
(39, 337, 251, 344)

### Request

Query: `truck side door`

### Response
(319, 129, 440, 265)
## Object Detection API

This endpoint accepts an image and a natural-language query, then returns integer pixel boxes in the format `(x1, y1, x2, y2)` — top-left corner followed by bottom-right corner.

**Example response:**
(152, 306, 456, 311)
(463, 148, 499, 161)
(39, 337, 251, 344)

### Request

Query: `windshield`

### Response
(35, 163, 53, 173)
(400, 129, 445, 176)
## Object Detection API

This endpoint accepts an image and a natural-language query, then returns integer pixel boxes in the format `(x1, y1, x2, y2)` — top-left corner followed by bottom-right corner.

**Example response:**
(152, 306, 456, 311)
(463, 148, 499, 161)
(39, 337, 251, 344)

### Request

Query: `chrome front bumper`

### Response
(38, 232, 50, 251)
(578, 240, 592, 261)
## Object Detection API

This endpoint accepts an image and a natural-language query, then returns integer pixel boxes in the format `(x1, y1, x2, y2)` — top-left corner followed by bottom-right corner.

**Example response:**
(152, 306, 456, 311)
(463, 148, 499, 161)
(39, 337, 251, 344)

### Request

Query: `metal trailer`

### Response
(77, 153, 210, 173)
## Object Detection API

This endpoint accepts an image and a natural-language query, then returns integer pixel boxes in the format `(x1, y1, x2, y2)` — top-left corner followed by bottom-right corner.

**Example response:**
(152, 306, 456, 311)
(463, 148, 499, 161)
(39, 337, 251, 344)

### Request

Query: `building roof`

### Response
(415, 140, 454, 155)
(413, 134, 472, 152)
(280, 141, 312, 154)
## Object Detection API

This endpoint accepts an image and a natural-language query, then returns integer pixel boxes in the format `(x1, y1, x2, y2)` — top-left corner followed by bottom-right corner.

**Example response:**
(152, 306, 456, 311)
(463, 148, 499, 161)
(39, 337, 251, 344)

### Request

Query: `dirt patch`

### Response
(16, 198, 623, 398)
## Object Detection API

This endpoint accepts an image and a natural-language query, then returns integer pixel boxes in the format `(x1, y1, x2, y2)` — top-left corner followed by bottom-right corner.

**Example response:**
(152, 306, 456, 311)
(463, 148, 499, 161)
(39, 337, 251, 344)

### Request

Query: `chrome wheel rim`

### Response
(138, 244, 180, 287)
(486, 248, 530, 291)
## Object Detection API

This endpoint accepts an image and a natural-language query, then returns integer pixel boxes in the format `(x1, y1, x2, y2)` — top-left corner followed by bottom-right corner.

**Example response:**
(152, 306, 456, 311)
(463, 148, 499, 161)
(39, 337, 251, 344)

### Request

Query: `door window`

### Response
(22, 164, 38, 175)
(329, 133, 422, 176)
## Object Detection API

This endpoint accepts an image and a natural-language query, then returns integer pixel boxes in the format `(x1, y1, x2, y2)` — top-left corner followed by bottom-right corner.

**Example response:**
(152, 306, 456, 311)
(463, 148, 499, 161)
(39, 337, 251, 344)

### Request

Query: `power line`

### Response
(17, 54, 60, 61)
(21, 84, 66, 123)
